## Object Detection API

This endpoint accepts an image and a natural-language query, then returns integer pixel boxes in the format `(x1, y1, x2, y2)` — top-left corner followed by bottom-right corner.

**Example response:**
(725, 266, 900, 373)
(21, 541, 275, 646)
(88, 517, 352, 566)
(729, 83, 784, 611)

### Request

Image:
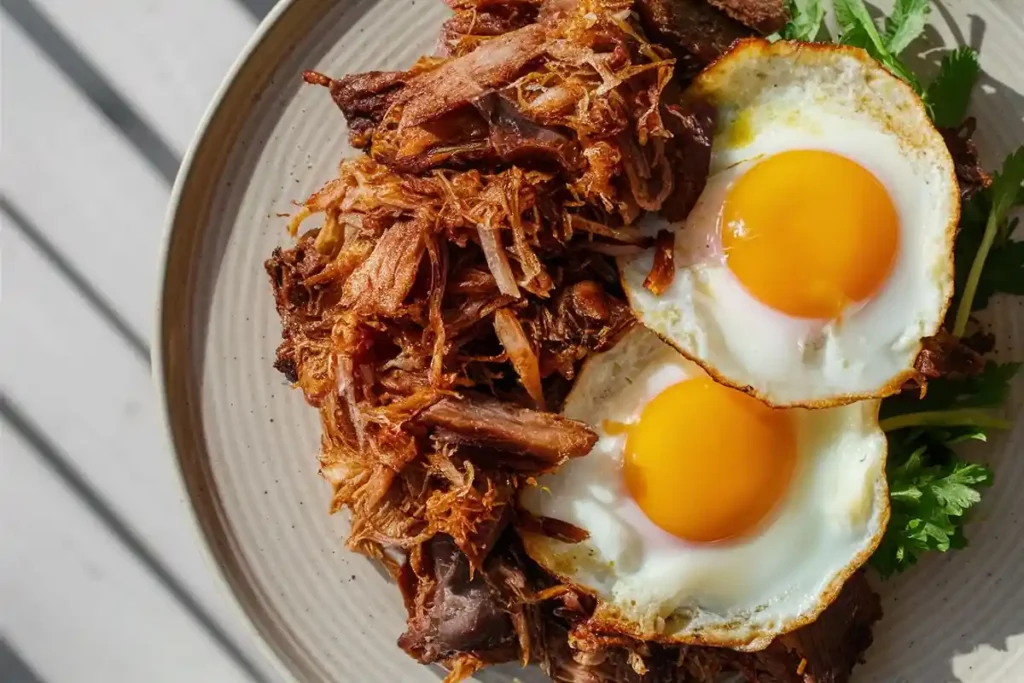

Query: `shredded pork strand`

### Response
(262, 0, 890, 682)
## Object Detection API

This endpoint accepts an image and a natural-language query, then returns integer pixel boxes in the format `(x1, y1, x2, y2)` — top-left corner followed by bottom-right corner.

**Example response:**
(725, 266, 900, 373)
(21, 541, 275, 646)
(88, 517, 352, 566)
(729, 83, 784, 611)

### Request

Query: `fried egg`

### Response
(619, 39, 959, 407)
(519, 327, 888, 650)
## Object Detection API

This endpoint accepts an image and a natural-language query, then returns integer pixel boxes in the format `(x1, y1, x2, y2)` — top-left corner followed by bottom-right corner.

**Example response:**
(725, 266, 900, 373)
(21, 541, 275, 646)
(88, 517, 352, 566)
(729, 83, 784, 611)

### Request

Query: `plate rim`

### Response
(151, 0, 304, 680)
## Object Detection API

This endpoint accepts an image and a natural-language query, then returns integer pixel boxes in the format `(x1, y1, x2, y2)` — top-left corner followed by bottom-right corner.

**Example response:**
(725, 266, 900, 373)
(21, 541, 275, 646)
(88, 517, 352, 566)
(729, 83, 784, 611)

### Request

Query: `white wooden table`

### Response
(1, 1, 284, 680)
(2, 1, 1022, 682)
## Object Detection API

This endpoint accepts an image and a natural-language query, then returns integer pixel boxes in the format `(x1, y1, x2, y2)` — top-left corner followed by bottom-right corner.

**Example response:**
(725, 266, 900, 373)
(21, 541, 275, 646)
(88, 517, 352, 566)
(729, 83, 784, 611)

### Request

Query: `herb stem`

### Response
(953, 210, 1000, 336)
(880, 408, 1010, 432)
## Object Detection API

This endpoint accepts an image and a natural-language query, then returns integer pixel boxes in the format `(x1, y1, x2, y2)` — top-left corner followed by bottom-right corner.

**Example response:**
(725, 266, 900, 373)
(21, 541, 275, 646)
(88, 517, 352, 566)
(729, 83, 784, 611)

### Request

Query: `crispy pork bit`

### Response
(707, 0, 788, 34)
(643, 229, 677, 294)
(306, 0, 714, 223)
(420, 393, 597, 464)
(396, 537, 882, 683)
(636, 0, 752, 64)
(941, 118, 992, 201)
(915, 329, 986, 379)
(494, 308, 547, 409)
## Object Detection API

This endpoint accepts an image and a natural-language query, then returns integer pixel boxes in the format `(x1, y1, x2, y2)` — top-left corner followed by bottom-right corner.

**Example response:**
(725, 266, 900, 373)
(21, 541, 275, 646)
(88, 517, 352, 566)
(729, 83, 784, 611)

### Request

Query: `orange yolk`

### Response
(623, 378, 796, 543)
(722, 150, 899, 319)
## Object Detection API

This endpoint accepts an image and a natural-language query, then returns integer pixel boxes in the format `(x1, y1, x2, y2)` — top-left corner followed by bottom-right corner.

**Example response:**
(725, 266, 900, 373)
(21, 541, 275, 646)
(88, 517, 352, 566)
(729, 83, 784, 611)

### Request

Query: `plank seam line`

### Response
(1, 0, 181, 185)
(1, 196, 151, 366)
(0, 393, 273, 683)
(0, 637, 46, 683)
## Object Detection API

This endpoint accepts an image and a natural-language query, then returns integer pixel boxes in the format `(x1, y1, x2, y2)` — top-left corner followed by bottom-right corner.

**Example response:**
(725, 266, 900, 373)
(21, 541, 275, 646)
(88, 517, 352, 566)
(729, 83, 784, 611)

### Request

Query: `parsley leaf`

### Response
(953, 147, 1024, 334)
(871, 435, 993, 578)
(925, 46, 981, 128)
(953, 191, 1024, 313)
(883, 0, 931, 55)
(833, 0, 923, 90)
(781, 0, 826, 41)
(834, 0, 886, 53)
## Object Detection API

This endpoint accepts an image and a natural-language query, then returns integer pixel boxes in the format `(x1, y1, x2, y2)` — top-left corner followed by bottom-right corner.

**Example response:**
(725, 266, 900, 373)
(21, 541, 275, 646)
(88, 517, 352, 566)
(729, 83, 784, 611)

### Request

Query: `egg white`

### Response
(620, 39, 958, 407)
(519, 327, 888, 650)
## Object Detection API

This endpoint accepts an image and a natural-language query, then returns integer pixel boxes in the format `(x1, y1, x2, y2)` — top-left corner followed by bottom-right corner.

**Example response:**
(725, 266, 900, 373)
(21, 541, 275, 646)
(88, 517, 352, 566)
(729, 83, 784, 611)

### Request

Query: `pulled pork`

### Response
(266, 1, 892, 681)
(267, 153, 636, 567)
(306, 0, 717, 225)
(397, 534, 881, 683)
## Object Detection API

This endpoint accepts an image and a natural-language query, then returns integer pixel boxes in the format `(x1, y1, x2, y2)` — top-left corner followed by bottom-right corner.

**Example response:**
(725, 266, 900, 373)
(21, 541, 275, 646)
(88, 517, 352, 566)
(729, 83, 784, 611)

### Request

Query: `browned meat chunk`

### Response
(662, 97, 716, 221)
(399, 535, 520, 664)
(399, 538, 881, 683)
(636, 0, 752, 63)
(399, 23, 548, 130)
(419, 393, 597, 464)
(708, 0, 788, 34)
(643, 229, 676, 294)
(341, 216, 426, 315)
(942, 118, 992, 201)
(472, 92, 581, 173)
(915, 329, 986, 379)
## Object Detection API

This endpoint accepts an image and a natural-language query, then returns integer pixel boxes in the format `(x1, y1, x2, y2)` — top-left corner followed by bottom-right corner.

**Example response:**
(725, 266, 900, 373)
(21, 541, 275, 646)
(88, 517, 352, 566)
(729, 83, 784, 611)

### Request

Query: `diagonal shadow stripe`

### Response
(1, 196, 151, 366)
(0, 394, 274, 683)
(0, 638, 45, 683)
(1, 0, 181, 185)
(234, 0, 279, 21)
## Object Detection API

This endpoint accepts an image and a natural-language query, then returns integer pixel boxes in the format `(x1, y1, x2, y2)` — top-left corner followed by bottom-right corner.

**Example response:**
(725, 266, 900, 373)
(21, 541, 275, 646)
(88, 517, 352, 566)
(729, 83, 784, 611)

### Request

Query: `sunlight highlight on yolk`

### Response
(722, 150, 899, 319)
(623, 378, 796, 543)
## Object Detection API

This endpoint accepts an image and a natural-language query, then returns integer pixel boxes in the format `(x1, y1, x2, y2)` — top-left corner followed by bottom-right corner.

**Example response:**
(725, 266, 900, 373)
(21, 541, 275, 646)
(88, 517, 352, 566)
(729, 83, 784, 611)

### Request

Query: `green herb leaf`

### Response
(871, 434, 993, 578)
(834, 0, 886, 53)
(833, 0, 921, 90)
(883, 0, 931, 54)
(925, 47, 981, 128)
(781, 0, 826, 41)
(882, 362, 1021, 419)
(953, 146, 1024, 334)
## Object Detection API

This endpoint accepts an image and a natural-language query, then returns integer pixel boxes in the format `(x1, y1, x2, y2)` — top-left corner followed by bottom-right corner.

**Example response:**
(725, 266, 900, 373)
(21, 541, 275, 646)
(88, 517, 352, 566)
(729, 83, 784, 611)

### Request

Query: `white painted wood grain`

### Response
(31, 0, 259, 154)
(0, 225, 281, 682)
(0, 427, 254, 683)
(1, 20, 171, 338)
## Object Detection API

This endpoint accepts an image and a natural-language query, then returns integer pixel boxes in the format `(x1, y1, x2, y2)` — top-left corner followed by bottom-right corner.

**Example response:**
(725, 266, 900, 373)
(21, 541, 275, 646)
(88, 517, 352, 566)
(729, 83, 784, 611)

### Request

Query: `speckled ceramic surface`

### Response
(155, 1, 1024, 681)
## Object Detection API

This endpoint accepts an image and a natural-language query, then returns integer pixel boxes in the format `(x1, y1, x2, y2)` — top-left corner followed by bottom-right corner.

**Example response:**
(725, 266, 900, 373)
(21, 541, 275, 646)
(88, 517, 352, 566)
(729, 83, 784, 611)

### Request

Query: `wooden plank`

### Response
(1, 19, 171, 338)
(29, 0, 259, 153)
(0, 428, 255, 683)
(0, 226, 280, 682)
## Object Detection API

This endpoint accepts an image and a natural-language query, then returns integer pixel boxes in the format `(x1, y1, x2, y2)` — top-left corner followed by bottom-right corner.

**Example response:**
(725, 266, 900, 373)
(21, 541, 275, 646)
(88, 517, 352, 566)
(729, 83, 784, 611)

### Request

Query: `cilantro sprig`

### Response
(780, 0, 825, 42)
(873, 435, 993, 578)
(953, 148, 1024, 335)
(779, 0, 1023, 577)
(926, 47, 981, 128)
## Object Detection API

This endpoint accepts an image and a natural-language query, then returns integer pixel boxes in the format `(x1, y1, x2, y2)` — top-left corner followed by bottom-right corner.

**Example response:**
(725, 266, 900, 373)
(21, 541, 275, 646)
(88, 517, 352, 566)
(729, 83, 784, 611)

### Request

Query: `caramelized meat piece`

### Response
(662, 97, 716, 221)
(419, 393, 597, 465)
(643, 229, 676, 294)
(636, 0, 752, 63)
(540, 571, 881, 683)
(340, 216, 426, 315)
(942, 118, 992, 201)
(707, 0, 788, 34)
(915, 329, 986, 379)
(472, 92, 581, 172)
(440, 0, 540, 56)
(399, 535, 519, 664)
(399, 23, 548, 130)
(303, 70, 409, 148)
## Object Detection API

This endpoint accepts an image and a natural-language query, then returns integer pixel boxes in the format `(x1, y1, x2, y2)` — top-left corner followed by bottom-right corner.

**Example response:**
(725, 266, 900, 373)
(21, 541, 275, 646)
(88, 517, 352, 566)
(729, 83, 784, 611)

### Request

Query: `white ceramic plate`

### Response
(155, 1, 1024, 681)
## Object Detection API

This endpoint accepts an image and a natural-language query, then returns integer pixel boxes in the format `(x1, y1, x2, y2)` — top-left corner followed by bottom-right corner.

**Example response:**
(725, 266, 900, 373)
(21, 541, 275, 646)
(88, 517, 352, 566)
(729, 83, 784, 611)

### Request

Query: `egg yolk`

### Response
(623, 378, 796, 543)
(721, 150, 899, 319)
